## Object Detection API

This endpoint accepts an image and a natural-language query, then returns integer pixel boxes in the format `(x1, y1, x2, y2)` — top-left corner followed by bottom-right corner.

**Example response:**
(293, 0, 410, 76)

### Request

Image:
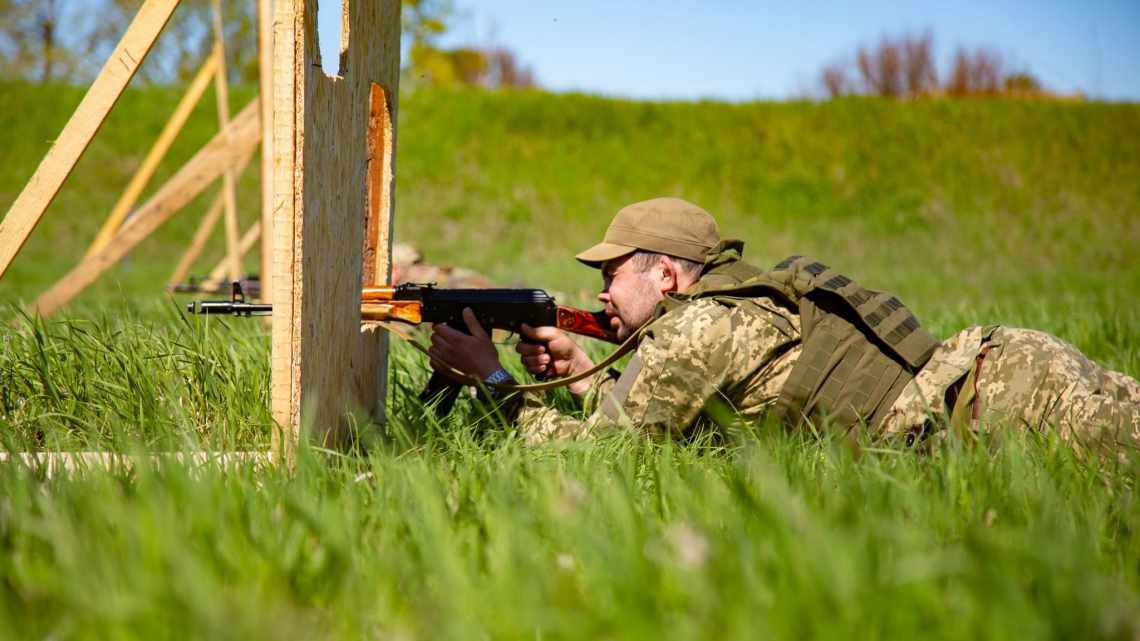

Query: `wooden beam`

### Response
(0, 450, 271, 477)
(30, 100, 261, 317)
(211, 0, 243, 284)
(85, 48, 221, 258)
(0, 0, 180, 279)
(271, 0, 401, 460)
(257, 0, 275, 303)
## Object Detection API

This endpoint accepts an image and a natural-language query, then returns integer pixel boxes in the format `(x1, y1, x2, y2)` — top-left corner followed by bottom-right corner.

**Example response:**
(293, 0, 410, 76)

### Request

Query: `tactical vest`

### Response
(662, 243, 940, 430)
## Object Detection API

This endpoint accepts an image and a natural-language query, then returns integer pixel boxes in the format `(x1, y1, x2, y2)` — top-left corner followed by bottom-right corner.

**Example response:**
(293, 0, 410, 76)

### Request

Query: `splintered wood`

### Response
(362, 83, 393, 286)
(271, 0, 401, 459)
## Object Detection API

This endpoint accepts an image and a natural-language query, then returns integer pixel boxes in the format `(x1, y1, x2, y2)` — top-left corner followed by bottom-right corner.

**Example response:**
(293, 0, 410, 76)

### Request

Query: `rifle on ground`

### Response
(186, 282, 618, 414)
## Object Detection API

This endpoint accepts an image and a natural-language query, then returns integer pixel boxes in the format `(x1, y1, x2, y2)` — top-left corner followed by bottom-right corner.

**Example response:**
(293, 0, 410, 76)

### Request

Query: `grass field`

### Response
(1, 79, 1139, 639)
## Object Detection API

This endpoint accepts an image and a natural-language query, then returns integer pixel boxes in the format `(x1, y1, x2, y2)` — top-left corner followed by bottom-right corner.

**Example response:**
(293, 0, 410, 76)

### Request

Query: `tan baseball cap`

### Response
(575, 197, 721, 268)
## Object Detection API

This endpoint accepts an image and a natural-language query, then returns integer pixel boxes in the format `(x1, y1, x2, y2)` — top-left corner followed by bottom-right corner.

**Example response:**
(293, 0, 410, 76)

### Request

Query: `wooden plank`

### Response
(269, 0, 299, 458)
(30, 100, 261, 316)
(165, 148, 256, 287)
(0, 450, 271, 477)
(0, 0, 180, 279)
(211, 1, 243, 284)
(85, 49, 221, 258)
(271, 0, 401, 460)
(257, 0, 275, 303)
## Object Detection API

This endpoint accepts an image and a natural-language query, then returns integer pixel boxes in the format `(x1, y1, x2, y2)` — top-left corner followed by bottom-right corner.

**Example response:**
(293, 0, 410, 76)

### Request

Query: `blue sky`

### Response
(319, 1, 1140, 101)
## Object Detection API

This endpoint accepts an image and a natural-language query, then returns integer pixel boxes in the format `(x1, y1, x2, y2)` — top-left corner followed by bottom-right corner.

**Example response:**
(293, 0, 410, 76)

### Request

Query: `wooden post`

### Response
(0, 0, 180, 279)
(211, 0, 243, 283)
(271, 0, 400, 460)
(31, 101, 260, 317)
(85, 48, 220, 258)
(257, 0, 274, 302)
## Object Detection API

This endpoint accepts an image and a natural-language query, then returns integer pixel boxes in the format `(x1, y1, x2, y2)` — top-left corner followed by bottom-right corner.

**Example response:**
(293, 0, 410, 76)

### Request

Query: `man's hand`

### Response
(428, 308, 503, 382)
(516, 324, 596, 395)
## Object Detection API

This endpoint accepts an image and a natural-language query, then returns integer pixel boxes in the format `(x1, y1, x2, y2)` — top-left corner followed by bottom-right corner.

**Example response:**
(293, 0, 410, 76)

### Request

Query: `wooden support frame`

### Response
(5, 0, 401, 468)
(167, 149, 257, 287)
(257, 0, 275, 302)
(0, 0, 283, 476)
(31, 100, 261, 316)
(211, 0, 244, 283)
(271, 0, 400, 460)
(0, 0, 180, 278)
(0, 451, 271, 477)
(85, 47, 221, 258)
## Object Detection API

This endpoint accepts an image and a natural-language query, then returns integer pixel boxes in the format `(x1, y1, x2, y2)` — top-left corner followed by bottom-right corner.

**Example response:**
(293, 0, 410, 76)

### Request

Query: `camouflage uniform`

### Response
(514, 295, 802, 442)
(504, 197, 1140, 449)
(881, 326, 1140, 449)
(512, 281, 1140, 451)
(391, 242, 496, 289)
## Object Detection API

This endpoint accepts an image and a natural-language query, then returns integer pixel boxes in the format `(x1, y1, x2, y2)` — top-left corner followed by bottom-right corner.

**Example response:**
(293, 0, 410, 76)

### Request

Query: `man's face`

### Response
(597, 255, 665, 340)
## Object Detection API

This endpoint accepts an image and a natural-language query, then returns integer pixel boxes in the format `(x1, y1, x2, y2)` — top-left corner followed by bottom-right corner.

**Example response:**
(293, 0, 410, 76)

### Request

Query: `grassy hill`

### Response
(2, 81, 1138, 318)
(2, 80, 1140, 640)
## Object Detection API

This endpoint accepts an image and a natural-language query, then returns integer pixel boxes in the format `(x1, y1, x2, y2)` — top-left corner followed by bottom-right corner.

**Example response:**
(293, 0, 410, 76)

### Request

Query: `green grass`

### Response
(1, 80, 1139, 639)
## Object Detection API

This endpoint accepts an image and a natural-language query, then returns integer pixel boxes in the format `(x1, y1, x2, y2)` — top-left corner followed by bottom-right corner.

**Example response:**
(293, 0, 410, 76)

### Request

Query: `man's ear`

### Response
(657, 256, 678, 293)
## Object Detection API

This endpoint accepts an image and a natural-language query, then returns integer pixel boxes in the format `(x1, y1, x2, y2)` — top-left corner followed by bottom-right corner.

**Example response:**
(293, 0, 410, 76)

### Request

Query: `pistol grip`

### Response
(418, 320, 473, 417)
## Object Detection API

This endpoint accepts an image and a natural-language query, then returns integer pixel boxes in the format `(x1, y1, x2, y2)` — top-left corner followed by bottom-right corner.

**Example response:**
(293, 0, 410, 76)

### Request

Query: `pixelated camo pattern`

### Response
(516, 307, 1140, 450)
(517, 297, 802, 442)
(883, 326, 1140, 449)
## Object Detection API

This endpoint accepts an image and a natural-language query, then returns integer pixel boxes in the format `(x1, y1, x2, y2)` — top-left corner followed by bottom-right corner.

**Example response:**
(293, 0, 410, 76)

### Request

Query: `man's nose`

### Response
(597, 290, 610, 304)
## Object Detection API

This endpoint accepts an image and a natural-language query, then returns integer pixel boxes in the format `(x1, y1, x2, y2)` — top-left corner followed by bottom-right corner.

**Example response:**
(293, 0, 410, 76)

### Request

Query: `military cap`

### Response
(575, 197, 721, 268)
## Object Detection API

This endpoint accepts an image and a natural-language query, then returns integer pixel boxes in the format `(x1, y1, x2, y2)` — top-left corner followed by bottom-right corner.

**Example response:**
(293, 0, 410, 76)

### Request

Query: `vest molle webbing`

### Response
(688, 254, 940, 431)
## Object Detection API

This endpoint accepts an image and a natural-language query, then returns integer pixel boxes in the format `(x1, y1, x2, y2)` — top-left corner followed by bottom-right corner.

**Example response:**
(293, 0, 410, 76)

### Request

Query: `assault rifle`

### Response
(187, 282, 618, 414)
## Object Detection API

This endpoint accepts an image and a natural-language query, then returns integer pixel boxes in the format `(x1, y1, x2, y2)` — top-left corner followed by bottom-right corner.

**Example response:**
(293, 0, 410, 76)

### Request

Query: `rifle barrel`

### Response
(187, 283, 618, 343)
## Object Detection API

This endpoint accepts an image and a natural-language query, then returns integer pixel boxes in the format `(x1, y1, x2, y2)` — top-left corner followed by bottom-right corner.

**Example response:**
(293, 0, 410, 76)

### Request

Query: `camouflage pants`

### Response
(969, 327, 1140, 449)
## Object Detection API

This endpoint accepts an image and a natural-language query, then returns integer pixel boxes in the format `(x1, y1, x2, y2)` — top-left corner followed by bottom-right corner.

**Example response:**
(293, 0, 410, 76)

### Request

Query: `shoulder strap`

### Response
(372, 320, 642, 393)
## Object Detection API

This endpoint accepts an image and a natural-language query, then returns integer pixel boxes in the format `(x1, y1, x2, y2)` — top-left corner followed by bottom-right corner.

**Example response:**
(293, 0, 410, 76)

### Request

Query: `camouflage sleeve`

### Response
(511, 368, 620, 442)
(517, 298, 797, 441)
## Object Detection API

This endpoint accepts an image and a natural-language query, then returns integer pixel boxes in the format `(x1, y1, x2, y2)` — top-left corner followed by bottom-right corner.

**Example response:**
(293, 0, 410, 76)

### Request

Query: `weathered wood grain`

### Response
(271, 0, 401, 459)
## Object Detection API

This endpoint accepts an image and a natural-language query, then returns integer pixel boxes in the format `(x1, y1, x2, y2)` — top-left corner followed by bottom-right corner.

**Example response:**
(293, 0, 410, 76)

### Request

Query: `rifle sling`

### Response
(369, 320, 641, 393)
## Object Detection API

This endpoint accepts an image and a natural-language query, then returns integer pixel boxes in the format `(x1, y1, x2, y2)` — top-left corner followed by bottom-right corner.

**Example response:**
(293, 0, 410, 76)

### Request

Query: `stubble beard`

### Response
(611, 276, 660, 341)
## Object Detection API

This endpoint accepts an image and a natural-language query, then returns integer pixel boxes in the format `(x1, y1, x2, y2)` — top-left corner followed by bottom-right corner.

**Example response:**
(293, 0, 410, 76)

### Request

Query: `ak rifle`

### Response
(187, 282, 619, 415)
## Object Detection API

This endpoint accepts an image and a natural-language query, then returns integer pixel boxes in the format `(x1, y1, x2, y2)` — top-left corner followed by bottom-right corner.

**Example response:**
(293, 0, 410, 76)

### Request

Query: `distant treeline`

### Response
(819, 31, 1077, 100)
(0, 0, 535, 89)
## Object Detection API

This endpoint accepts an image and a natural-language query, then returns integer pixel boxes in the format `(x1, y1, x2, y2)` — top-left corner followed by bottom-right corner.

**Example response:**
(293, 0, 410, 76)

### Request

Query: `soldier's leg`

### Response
(973, 328, 1140, 449)
(1103, 369, 1140, 404)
